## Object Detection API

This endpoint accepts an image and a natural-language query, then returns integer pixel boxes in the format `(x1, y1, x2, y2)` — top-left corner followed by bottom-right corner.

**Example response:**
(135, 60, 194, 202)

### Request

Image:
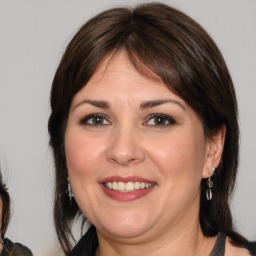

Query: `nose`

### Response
(106, 126, 145, 166)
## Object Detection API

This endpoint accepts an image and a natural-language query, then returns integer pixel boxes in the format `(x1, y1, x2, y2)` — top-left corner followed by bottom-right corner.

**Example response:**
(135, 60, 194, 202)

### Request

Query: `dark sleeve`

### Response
(11, 243, 33, 256)
(2, 238, 33, 256)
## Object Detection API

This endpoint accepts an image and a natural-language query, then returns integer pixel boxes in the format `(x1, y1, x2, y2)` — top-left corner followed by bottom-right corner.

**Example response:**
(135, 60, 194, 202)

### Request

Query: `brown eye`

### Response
(145, 114, 176, 127)
(92, 116, 105, 125)
(154, 117, 168, 126)
(80, 114, 111, 126)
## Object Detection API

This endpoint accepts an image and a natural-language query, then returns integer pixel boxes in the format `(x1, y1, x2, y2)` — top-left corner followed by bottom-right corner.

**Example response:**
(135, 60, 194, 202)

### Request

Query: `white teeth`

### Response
(145, 183, 151, 188)
(134, 182, 140, 190)
(117, 182, 125, 191)
(106, 182, 113, 189)
(104, 181, 153, 192)
(126, 182, 134, 191)
(112, 181, 118, 190)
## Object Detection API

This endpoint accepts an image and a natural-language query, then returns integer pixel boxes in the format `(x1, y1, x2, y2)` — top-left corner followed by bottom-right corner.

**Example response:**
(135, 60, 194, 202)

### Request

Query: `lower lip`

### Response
(100, 184, 156, 202)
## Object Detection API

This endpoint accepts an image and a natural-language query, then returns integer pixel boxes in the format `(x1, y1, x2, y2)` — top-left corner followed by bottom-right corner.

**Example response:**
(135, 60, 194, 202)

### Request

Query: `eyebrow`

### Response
(72, 99, 110, 111)
(72, 99, 186, 111)
(140, 99, 187, 111)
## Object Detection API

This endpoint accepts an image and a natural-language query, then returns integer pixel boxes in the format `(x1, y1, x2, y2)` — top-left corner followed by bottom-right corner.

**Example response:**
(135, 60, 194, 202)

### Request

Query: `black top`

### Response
(69, 226, 98, 256)
(69, 226, 256, 256)
(1, 238, 33, 256)
(209, 232, 226, 256)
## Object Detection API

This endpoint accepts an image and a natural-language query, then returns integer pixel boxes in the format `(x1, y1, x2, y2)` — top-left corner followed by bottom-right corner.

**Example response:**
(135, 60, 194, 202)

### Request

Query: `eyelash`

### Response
(79, 113, 176, 128)
(79, 114, 111, 126)
(144, 114, 176, 127)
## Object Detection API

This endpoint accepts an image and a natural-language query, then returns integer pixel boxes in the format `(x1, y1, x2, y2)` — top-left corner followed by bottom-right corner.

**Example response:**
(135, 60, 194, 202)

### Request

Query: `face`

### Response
(65, 52, 214, 242)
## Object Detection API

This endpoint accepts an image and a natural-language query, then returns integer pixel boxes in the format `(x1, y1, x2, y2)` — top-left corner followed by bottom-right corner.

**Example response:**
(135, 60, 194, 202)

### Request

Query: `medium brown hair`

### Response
(0, 172, 10, 238)
(48, 2, 241, 254)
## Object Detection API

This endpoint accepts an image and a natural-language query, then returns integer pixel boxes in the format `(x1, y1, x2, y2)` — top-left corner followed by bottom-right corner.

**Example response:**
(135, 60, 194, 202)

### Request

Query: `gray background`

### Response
(0, 0, 255, 255)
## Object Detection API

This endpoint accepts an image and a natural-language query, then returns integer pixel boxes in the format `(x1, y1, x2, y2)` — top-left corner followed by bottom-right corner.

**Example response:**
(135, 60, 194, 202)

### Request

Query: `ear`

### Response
(202, 125, 226, 178)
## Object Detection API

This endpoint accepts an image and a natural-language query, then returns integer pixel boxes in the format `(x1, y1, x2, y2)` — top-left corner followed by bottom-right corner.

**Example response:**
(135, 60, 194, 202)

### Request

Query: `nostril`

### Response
(107, 148, 145, 166)
(108, 156, 141, 166)
(106, 130, 145, 165)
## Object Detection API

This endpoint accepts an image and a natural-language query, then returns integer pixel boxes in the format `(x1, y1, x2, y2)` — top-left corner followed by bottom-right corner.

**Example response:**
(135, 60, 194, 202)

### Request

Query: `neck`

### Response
(95, 198, 216, 256)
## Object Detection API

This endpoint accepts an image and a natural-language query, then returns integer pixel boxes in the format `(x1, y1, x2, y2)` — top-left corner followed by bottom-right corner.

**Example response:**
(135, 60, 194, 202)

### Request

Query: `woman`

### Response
(0, 172, 33, 256)
(48, 2, 256, 256)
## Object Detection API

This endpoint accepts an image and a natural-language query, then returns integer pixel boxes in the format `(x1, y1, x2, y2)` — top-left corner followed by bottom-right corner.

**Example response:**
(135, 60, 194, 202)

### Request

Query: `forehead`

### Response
(72, 51, 184, 104)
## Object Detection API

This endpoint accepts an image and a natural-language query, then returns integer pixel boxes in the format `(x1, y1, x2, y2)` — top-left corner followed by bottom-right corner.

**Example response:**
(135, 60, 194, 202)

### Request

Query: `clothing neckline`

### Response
(70, 229, 254, 256)
(209, 233, 226, 256)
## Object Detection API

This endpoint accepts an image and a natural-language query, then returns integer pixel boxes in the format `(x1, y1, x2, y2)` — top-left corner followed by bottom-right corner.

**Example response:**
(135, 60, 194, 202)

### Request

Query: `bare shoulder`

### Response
(225, 237, 251, 256)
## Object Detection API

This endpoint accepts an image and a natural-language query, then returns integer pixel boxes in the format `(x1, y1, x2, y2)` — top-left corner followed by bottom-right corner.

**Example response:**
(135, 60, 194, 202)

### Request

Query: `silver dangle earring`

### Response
(206, 168, 215, 201)
(67, 177, 73, 201)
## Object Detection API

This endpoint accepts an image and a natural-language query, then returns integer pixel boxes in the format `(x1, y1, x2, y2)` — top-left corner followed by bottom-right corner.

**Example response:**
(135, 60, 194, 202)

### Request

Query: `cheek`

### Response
(147, 131, 206, 216)
(65, 129, 103, 178)
(147, 130, 206, 180)
(64, 129, 105, 212)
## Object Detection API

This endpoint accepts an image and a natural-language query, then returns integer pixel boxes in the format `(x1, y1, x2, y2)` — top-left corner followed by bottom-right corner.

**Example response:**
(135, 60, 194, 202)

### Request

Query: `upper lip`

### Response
(99, 176, 156, 184)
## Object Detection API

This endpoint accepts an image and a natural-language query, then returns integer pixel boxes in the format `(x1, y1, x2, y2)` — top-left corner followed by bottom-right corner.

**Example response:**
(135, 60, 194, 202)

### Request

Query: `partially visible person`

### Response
(0, 171, 33, 256)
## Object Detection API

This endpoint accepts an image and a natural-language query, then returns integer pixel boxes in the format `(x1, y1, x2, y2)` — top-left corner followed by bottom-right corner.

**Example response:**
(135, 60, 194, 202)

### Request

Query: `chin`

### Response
(102, 223, 149, 239)
(96, 211, 153, 239)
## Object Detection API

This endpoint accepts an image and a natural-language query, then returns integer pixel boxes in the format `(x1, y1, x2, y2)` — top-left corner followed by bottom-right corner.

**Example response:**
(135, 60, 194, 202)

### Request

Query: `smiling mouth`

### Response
(100, 177, 156, 201)
(103, 181, 154, 192)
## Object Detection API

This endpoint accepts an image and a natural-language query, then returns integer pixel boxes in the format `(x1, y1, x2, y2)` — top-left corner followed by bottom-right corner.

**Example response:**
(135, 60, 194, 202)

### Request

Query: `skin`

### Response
(65, 52, 247, 256)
